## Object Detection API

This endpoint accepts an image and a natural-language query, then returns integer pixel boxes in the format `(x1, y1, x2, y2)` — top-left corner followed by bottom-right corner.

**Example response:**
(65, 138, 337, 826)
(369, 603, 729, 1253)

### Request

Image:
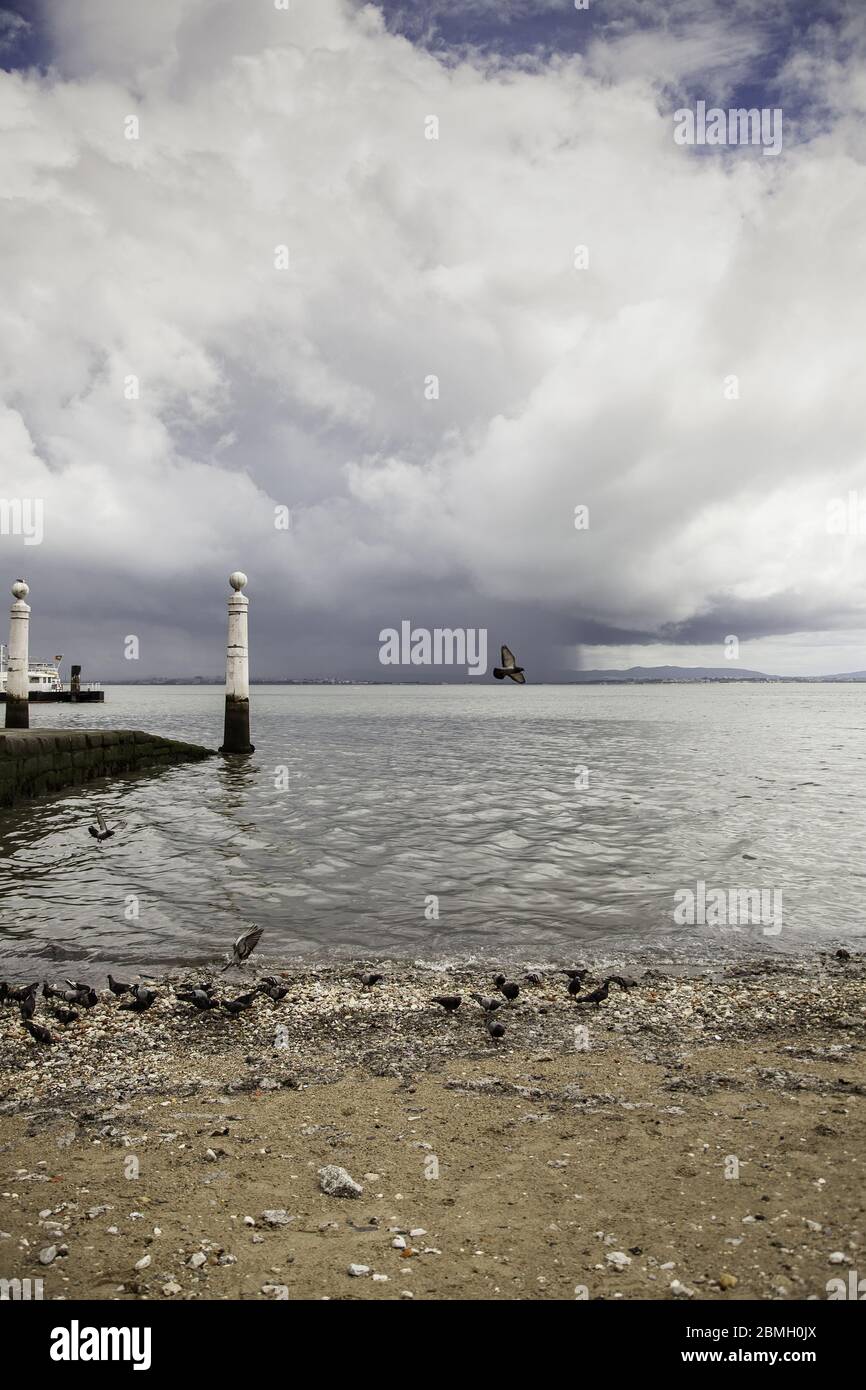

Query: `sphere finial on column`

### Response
(11, 580, 29, 600)
(229, 571, 248, 592)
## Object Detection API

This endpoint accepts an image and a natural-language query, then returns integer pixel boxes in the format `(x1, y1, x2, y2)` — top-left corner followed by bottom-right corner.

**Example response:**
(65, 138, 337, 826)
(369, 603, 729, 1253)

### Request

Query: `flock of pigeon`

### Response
(1, 924, 634, 1048)
(431, 968, 634, 1041)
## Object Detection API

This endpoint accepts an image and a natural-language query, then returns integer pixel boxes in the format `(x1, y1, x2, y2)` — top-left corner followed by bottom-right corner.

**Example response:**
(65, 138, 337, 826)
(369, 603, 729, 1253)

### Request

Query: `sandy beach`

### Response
(0, 952, 863, 1301)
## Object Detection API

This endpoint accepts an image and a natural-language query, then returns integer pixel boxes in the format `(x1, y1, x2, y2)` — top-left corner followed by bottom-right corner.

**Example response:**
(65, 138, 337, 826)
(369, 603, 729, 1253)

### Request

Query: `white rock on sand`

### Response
(319, 1165, 363, 1198)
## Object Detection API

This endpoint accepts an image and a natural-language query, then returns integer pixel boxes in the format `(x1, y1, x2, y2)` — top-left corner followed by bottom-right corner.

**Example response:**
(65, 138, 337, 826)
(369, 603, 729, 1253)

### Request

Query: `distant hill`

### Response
(571, 665, 866, 683)
(571, 665, 773, 682)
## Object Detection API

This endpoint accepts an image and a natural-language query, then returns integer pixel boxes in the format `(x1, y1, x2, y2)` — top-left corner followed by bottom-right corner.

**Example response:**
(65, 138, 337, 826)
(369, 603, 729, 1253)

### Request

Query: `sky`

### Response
(0, 0, 865, 680)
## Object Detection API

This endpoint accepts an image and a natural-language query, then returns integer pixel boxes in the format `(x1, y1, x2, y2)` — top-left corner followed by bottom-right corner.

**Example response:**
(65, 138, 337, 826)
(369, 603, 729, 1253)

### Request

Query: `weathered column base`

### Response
(219, 696, 254, 755)
(5, 696, 29, 729)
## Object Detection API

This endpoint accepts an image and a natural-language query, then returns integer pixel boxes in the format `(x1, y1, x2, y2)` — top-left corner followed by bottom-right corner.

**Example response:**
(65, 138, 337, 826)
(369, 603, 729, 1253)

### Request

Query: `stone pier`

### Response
(0, 729, 215, 808)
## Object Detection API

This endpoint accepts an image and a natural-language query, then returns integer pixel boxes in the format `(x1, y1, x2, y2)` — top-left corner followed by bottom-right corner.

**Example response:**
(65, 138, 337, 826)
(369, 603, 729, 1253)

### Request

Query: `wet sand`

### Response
(0, 953, 863, 1300)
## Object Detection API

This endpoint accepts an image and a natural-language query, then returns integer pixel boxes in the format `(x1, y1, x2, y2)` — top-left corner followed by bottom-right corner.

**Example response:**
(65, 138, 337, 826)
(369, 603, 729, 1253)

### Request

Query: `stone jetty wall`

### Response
(0, 729, 215, 807)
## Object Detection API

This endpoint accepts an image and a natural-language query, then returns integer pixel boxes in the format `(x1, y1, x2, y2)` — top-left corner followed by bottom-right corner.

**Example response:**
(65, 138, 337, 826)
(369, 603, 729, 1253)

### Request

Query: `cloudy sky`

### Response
(1, 0, 864, 679)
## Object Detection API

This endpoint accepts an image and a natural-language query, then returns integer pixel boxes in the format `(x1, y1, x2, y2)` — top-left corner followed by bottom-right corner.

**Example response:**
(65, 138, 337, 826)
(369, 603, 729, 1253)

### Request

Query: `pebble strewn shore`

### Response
(0, 953, 863, 1300)
(0, 953, 862, 1114)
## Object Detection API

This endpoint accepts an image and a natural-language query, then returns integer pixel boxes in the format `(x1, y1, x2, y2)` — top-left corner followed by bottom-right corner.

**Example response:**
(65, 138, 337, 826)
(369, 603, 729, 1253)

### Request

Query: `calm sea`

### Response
(0, 684, 862, 975)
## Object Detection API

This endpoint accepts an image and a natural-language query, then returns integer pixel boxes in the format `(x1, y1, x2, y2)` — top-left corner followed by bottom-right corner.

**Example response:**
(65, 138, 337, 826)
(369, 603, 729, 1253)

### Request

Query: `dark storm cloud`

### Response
(1, 0, 864, 678)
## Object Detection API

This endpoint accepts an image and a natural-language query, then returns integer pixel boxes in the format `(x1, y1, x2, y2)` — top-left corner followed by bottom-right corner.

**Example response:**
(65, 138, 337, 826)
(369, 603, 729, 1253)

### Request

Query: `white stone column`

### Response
(219, 571, 254, 754)
(5, 580, 30, 729)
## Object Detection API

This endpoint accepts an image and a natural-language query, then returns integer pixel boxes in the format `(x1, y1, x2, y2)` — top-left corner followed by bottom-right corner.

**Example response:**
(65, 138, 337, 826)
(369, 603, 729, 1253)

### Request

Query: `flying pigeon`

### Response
(88, 809, 114, 842)
(493, 645, 526, 683)
(222, 924, 264, 970)
(431, 995, 462, 1013)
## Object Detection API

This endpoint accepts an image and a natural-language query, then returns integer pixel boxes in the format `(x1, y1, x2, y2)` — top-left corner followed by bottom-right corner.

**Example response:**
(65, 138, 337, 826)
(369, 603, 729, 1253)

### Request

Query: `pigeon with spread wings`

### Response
(221, 923, 264, 971)
(88, 809, 115, 842)
(493, 645, 525, 683)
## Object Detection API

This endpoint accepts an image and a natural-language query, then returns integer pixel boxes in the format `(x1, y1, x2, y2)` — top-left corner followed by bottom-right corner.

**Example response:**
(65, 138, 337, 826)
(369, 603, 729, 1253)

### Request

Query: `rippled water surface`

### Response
(0, 684, 863, 974)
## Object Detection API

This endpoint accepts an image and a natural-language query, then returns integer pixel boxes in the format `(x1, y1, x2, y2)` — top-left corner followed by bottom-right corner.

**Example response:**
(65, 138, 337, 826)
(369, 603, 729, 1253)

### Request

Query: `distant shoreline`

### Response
(96, 676, 866, 686)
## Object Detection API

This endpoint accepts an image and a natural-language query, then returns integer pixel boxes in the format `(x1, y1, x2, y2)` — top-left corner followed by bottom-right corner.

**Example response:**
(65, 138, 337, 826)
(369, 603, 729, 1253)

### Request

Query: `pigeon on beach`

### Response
(259, 980, 289, 1004)
(44, 980, 97, 1007)
(18, 989, 37, 1021)
(119, 984, 157, 1013)
(176, 988, 221, 1012)
(431, 995, 462, 1013)
(73, 987, 99, 1009)
(492, 644, 526, 683)
(107, 974, 132, 996)
(222, 924, 264, 970)
(49, 1006, 79, 1024)
(23, 1019, 55, 1045)
(221, 991, 257, 1016)
(5, 981, 38, 1003)
(573, 979, 610, 1007)
(493, 974, 520, 1003)
(487, 1017, 506, 1041)
(471, 993, 503, 1014)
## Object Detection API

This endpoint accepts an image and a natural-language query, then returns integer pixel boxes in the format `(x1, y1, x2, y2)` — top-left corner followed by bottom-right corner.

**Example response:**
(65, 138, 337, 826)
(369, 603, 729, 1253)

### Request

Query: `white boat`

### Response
(0, 645, 63, 694)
